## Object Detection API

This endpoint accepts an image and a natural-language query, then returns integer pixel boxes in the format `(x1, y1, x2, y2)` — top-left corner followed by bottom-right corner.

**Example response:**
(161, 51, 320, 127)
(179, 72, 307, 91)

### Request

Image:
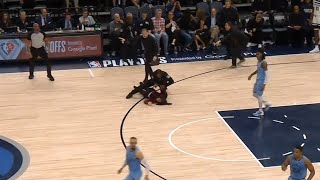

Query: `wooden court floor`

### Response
(1, 53, 320, 180)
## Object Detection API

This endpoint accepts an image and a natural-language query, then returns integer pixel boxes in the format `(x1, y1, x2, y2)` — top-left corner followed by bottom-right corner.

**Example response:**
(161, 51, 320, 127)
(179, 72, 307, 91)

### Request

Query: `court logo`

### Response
(0, 136, 29, 180)
(0, 41, 16, 55)
(87, 60, 102, 68)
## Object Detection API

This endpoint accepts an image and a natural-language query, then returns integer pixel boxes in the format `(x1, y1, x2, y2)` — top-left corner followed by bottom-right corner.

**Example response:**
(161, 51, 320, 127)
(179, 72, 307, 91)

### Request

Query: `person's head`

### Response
(196, 10, 206, 21)
(19, 11, 27, 21)
(211, 8, 217, 17)
(33, 23, 40, 32)
(256, 48, 265, 61)
(155, 9, 162, 18)
(293, 5, 300, 14)
(65, 12, 71, 20)
(225, 0, 232, 8)
(142, 28, 149, 38)
(293, 145, 304, 159)
(41, 8, 48, 17)
(1, 12, 9, 22)
(255, 13, 263, 23)
(141, 11, 148, 20)
(168, 12, 174, 20)
(126, 12, 133, 24)
(129, 137, 138, 150)
(182, 9, 192, 19)
(114, 13, 121, 23)
(154, 69, 163, 78)
(82, 10, 89, 18)
(225, 21, 233, 31)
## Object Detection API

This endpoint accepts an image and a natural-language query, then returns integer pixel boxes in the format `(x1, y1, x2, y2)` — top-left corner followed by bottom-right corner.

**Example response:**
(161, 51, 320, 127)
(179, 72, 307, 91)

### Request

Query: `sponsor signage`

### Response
(0, 34, 102, 61)
(88, 51, 266, 68)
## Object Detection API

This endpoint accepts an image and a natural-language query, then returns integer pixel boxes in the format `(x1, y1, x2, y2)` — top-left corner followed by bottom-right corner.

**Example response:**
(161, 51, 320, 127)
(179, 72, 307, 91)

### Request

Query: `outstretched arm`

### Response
(118, 155, 127, 174)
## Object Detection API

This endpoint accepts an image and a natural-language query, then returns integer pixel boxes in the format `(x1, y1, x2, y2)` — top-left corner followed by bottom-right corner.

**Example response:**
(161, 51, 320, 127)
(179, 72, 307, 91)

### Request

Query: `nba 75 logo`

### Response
(0, 136, 29, 180)
(0, 39, 24, 61)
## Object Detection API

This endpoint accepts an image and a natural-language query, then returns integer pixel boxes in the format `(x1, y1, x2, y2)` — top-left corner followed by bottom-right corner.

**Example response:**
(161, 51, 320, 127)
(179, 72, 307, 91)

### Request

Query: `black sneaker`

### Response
(29, 74, 34, 79)
(47, 75, 55, 81)
(126, 92, 133, 99)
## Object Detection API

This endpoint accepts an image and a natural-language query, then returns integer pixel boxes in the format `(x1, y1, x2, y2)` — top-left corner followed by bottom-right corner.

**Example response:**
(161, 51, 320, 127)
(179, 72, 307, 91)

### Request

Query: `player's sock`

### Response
(258, 96, 263, 112)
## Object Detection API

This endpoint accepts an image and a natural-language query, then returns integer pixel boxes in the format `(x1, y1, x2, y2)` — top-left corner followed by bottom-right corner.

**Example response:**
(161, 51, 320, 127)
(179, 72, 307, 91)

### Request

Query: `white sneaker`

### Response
(309, 46, 319, 53)
(264, 104, 271, 111)
(253, 110, 264, 117)
(258, 44, 262, 48)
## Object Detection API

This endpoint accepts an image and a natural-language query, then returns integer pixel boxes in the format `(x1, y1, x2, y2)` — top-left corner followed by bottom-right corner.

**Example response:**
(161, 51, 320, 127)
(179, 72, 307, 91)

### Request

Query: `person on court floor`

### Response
(143, 85, 172, 105)
(309, 0, 320, 53)
(126, 69, 174, 99)
(214, 21, 248, 68)
(27, 23, 54, 81)
(118, 137, 150, 180)
(248, 48, 271, 116)
(282, 145, 315, 180)
(140, 27, 159, 82)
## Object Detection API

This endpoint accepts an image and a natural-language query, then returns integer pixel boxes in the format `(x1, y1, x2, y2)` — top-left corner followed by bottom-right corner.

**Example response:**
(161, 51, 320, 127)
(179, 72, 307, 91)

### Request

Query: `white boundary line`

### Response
(88, 69, 95, 77)
(215, 111, 265, 168)
(168, 117, 270, 162)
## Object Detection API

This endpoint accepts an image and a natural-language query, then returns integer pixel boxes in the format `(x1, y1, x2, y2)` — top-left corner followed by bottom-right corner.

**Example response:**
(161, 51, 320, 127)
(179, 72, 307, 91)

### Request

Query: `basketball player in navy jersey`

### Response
(118, 137, 150, 180)
(282, 145, 315, 180)
(310, 0, 320, 53)
(248, 49, 271, 116)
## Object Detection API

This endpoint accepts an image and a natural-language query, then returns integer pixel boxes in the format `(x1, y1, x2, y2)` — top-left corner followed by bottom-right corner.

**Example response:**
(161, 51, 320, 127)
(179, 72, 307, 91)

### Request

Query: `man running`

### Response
(118, 137, 150, 180)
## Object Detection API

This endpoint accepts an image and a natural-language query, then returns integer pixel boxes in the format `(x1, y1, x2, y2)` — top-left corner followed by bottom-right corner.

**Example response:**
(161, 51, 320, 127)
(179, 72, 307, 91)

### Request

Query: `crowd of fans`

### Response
(0, 0, 317, 58)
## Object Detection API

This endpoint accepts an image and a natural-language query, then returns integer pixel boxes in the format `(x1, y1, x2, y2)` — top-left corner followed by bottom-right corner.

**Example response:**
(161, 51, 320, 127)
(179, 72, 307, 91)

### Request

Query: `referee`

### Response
(27, 23, 54, 81)
(140, 27, 158, 82)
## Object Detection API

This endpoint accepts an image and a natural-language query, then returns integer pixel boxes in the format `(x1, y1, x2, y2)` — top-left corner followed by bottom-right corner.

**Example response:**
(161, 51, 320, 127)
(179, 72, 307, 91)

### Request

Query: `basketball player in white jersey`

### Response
(310, 0, 320, 53)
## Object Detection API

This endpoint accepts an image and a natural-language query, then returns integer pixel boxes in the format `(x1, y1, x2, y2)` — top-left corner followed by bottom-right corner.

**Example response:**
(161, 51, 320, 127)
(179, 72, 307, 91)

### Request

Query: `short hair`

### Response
(156, 9, 162, 13)
(130, 137, 137, 140)
(225, 0, 232, 4)
(65, 12, 71, 16)
(295, 145, 303, 152)
(19, 10, 26, 14)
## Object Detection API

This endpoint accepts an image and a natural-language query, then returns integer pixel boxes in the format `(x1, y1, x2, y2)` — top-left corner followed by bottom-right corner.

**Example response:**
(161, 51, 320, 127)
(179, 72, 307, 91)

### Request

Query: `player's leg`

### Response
(253, 83, 264, 116)
(310, 16, 320, 53)
(39, 47, 54, 81)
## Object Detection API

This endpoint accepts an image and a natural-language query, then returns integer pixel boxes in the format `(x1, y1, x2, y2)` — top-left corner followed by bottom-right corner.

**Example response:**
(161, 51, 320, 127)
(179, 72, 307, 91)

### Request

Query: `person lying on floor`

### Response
(126, 69, 174, 99)
(144, 85, 172, 106)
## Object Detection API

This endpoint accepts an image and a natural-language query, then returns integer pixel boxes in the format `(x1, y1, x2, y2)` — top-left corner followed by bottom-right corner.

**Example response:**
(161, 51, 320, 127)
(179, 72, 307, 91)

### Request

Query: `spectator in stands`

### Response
(166, 0, 182, 20)
(79, 9, 96, 26)
(137, 11, 154, 35)
(301, 0, 313, 46)
(207, 8, 221, 53)
(288, 5, 305, 48)
(120, 12, 139, 62)
(152, 9, 169, 55)
(245, 13, 264, 48)
(251, 0, 271, 14)
(58, 12, 76, 30)
(177, 9, 196, 51)
(126, 0, 141, 7)
(165, 12, 181, 53)
(109, 13, 124, 57)
(194, 10, 209, 51)
(35, 8, 54, 31)
(16, 10, 30, 32)
(220, 0, 239, 28)
(65, 0, 79, 10)
(0, 12, 12, 32)
(19, 0, 35, 9)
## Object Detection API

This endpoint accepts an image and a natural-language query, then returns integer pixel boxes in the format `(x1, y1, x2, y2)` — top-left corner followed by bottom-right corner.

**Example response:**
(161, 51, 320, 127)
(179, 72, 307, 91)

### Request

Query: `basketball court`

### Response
(1, 53, 320, 179)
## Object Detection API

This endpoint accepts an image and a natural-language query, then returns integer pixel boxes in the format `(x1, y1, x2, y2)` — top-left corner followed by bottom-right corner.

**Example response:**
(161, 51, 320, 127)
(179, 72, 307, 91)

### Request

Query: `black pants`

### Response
(29, 47, 52, 76)
(305, 27, 314, 46)
(144, 58, 153, 82)
(289, 29, 304, 48)
(230, 48, 244, 66)
(120, 38, 138, 62)
(249, 31, 263, 45)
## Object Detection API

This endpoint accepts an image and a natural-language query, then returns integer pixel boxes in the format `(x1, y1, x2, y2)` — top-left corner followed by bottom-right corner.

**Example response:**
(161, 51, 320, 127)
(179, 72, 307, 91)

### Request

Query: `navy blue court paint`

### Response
(218, 103, 320, 167)
(0, 137, 29, 179)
